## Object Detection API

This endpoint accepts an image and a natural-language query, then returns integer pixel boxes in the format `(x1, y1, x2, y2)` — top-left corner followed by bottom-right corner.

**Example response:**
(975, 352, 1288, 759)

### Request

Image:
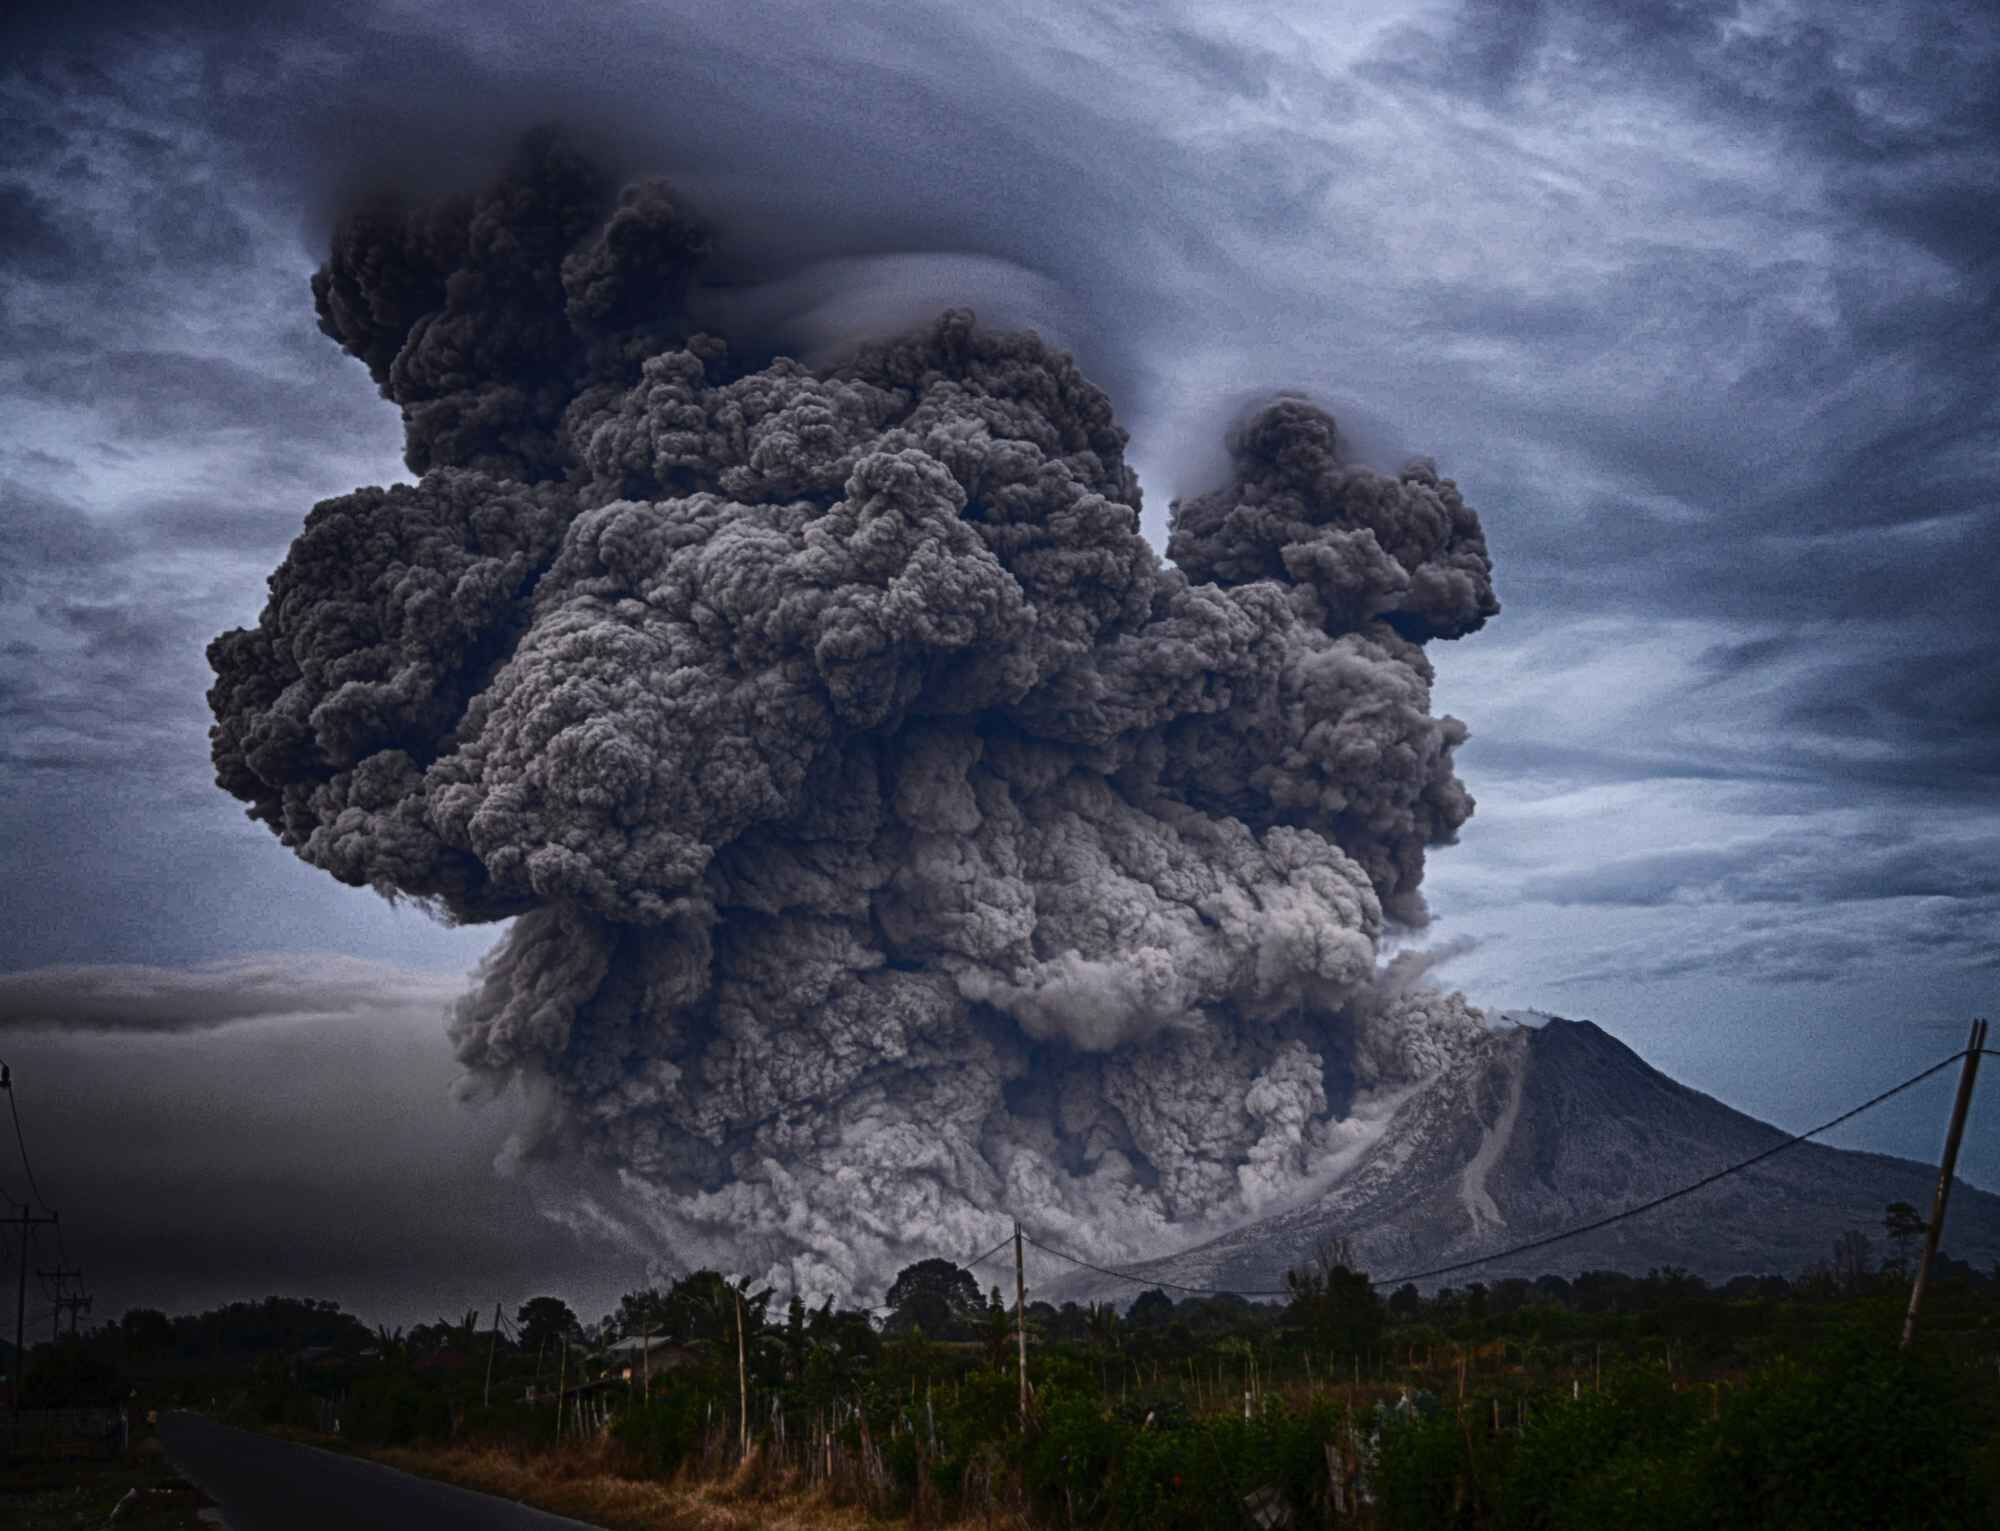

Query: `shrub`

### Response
(1499, 1368, 1701, 1530)
(1024, 1390, 1123, 1524)
(1377, 1409, 1473, 1531)
(613, 1390, 710, 1475)
(344, 1374, 450, 1446)
(1693, 1330, 1982, 1530)
(21, 1339, 125, 1408)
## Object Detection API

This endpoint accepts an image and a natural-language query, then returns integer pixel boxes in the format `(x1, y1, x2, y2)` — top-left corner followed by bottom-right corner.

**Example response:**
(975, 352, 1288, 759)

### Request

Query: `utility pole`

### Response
(735, 1287, 749, 1461)
(553, 1337, 566, 1440)
(1013, 1221, 1028, 1426)
(40, 1266, 80, 1343)
(1902, 1018, 1987, 1351)
(483, 1302, 500, 1409)
(55, 1292, 90, 1339)
(7, 1207, 58, 1437)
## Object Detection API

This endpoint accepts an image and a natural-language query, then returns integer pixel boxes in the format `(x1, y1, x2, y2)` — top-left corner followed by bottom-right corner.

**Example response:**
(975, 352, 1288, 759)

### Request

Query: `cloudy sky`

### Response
(2, 0, 1995, 1327)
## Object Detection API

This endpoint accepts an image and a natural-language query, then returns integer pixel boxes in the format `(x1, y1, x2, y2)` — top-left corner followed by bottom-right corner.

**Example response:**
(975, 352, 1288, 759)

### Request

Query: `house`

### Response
(600, 1335, 699, 1387)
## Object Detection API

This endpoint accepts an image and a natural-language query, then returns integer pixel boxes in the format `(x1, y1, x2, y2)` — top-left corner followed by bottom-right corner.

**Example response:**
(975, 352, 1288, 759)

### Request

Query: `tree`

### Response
(1490, 1278, 1534, 1318)
(1284, 1240, 1384, 1357)
(1084, 1301, 1122, 1357)
(1388, 1283, 1422, 1320)
(785, 1294, 807, 1379)
(805, 1295, 880, 1369)
(515, 1295, 580, 1355)
(615, 1271, 770, 1351)
(1572, 1270, 1637, 1314)
(408, 1309, 481, 1357)
(1832, 1229, 1873, 1295)
(120, 1307, 174, 1357)
(1883, 1201, 1925, 1278)
(613, 1284, 674, 1341)
(982, 1285, 1014, 1369)
(884, 1258, 983, 1339)
(1128, 1288, 1174, 1329)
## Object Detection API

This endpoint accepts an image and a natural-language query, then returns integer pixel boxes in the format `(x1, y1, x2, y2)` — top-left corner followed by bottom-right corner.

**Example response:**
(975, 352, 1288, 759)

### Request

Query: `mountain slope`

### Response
(1048, 1018, 2000, 1299)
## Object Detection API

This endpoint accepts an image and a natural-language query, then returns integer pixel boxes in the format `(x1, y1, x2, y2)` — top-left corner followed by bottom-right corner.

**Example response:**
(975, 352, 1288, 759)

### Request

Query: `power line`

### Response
(0, 1096, 22, 1216)
(1, 1067, 52, 1215)
(1014, 1045, 1977, 1300)
(956, 1239, 1008, 1279)
(0, 1063, 68, 1272)
(847, 1235, 1022, 1315)
(1020, 1231, 1288, 1298)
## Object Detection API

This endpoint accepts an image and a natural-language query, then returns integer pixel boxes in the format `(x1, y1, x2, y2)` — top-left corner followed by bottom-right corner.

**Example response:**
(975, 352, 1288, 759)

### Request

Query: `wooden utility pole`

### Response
(483, 1302, 501, 1409)
(8, 1207, 57, 1437)
(554, 1338, 566, 1440)
(735, 1288, 749, 1460)
(1902, 1018, 1987, 1351)
(40, 1271, 82, 1343)
(57, 1292, 90, 1338)
(1013, 1222, 1028, 1426)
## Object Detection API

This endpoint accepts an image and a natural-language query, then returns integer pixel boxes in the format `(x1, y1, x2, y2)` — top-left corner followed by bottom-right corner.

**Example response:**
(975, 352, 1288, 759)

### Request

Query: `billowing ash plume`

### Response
(210, 130, 1499, 1297)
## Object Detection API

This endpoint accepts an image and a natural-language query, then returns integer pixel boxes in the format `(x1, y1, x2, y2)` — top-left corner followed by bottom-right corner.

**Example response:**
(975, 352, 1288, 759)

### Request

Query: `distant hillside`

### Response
(1049, 1017, 2000, 1300)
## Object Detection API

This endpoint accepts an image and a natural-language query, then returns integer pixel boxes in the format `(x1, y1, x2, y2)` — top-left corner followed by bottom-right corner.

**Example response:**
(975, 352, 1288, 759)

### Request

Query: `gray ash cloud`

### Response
(208, 132, 1499, 1296)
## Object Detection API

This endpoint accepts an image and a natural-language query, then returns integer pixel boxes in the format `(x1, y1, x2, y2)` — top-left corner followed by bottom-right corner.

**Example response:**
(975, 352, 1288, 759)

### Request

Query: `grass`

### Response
(0, 1444, 212, 1530)
(372, 1436, 947, 1531)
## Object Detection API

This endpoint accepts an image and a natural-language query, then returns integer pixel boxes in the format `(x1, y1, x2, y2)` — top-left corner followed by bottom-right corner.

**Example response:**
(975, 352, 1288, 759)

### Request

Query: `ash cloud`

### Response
(209, 133, 1499, 1297)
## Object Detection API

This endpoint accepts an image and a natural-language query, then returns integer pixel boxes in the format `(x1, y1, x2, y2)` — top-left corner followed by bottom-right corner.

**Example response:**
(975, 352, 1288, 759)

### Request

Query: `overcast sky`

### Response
(2, 0, 1995, 1328)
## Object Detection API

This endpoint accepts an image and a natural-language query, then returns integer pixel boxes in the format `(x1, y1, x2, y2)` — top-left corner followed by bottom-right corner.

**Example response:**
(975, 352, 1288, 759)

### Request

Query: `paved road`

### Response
(159, 1412, 606, 1531)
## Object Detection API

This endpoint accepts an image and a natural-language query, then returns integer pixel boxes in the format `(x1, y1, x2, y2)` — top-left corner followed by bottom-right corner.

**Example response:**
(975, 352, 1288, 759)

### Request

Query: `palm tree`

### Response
(372, 1323, 407, 1364)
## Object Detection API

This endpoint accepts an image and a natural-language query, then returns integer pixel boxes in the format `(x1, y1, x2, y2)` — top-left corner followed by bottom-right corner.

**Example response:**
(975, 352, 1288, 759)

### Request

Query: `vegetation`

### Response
(31, 1218, 2000, 1528)
(0, 1454, 212, 1531)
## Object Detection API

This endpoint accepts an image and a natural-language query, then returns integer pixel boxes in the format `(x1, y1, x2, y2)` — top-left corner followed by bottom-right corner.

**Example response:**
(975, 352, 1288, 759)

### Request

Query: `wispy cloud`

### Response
(0, 953, 464, 1033)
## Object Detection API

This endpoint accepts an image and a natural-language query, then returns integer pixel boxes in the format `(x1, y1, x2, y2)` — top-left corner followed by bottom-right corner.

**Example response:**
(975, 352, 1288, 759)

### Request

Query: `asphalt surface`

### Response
(159, 1412, 607, 1531)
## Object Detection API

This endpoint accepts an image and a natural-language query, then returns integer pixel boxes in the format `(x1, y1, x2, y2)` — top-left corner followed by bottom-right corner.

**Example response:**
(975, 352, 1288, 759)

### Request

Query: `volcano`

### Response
(1045, 1016, 2000, 1299)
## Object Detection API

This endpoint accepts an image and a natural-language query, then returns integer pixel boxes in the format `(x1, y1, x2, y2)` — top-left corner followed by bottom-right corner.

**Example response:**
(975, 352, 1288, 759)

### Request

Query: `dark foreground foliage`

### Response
(1376, 1330, 1987, 1531)
(51, 1252, 2000, 1528)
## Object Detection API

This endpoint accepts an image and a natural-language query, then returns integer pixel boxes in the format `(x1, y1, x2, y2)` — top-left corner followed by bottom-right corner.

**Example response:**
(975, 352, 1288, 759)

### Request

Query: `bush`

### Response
(344, 1374, 450, 1446)
(613, 1391, 709, 1475)
(1024, 1389, 1124, 1523)
(22, 1339, 125, 1408)
(1499, 1369, 1700, 1530)
(1692, 1330, 1982, 1530)
(1377, 1409, 1474, 1531)
(1483, 1330, 1986, 1531)
(457, 1398, 557, 1450)
(1017, 1388, 1353, 1530)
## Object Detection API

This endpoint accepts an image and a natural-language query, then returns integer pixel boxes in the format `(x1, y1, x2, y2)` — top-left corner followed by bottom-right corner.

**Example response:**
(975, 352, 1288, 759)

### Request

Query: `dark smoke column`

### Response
(209, 134, 1498, 1297)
